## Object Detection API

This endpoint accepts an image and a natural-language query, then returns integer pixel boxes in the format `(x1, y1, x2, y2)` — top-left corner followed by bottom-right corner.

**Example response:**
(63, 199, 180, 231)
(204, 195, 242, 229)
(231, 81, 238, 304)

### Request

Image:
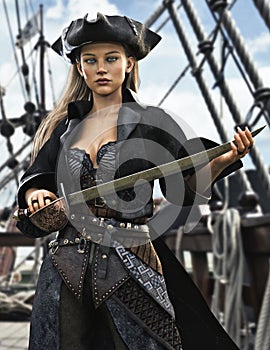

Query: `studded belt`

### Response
(87, 205, 148, 224)
(49, 215, 150, 255)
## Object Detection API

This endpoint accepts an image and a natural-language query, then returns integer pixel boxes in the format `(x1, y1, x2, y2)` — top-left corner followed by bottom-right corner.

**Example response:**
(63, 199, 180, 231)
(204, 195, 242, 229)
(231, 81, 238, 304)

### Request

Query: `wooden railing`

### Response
(163, 212, 270, 322)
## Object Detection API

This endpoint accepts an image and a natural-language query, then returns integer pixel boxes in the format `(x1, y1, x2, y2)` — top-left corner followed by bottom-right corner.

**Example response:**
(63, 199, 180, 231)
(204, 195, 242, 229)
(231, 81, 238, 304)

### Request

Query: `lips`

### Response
(95, 78, 110, 84)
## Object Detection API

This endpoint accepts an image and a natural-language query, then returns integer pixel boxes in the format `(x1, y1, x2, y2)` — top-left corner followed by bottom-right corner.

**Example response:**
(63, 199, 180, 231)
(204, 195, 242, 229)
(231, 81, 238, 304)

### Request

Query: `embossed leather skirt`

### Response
(42, 217, 183, 350)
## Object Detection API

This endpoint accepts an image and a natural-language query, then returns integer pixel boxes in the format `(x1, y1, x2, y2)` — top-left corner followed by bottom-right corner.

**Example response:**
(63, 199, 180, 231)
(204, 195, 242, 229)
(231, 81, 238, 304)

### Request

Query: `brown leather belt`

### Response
(87, 204, 148, 224)
(54, 216, 150, 250)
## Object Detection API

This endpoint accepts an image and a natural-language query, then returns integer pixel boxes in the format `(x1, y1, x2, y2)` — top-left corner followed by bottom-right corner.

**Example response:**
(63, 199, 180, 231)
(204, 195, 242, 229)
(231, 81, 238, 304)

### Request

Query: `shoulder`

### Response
(130, 91, 180, 126)
(126, 89, 187, 142)
(53, 118, 69, 135)
(142, 105, 187, 143)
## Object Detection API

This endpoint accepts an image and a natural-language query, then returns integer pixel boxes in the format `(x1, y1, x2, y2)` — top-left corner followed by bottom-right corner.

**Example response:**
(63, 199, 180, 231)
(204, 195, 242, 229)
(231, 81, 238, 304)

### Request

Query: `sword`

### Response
(69, 125, 265, 205)
(13, 125, 265, 232)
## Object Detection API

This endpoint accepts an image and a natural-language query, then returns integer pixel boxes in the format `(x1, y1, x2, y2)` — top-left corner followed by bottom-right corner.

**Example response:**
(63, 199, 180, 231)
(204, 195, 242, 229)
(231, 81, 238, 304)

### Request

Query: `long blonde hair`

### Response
(31, 50, 139, 160)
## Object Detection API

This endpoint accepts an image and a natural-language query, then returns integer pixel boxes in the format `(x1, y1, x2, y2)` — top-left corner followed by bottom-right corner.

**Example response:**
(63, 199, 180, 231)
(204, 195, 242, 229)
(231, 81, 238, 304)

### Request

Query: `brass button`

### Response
(102, 254, 107, 259)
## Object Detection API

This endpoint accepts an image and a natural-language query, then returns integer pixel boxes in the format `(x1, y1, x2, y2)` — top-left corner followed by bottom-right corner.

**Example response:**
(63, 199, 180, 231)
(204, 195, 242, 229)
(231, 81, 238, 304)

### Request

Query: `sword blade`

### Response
(68, 125, 265, 205)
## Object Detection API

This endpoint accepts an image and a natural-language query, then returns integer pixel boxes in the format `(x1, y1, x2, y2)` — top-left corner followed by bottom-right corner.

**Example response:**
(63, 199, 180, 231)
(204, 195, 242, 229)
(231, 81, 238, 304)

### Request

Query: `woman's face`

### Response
(77, 42, 134, 97)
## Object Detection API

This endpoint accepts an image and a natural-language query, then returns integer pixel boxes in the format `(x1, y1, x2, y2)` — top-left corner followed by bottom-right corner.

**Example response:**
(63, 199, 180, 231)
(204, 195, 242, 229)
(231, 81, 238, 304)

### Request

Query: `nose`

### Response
(97, 60, 107, 74)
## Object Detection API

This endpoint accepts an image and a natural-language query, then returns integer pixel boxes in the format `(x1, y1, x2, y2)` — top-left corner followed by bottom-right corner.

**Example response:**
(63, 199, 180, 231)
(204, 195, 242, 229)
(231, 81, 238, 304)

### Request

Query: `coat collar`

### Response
(117, 104, 142, 141)
(65, 89, 147, 141)
(66, 89, 146, 121)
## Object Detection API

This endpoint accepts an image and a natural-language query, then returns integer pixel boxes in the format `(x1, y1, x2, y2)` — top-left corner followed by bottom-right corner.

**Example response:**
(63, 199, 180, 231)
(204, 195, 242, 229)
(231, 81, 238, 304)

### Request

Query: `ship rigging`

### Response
(0, 0, 270, 349)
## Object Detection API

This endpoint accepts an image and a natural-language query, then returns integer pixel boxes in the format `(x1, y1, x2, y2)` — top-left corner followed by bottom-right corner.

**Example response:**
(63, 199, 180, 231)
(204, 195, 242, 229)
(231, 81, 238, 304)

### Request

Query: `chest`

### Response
(71, 113, 118, 168)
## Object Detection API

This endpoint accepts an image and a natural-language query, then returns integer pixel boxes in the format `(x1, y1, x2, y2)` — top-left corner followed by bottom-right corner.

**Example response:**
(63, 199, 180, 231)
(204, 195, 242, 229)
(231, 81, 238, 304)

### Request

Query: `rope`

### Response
(208, 206, 249, 349)
(158, 63, 190, 106)
(31, 238, 42, 284)
(175, 225, 184, 262)
(144, 1, 167, 28)
(2, 0, 27, 101)
(32, 47, 41, 109)
(0, 91, 20, 186)
(208, 1, 270, 129)
(205, 1, 255, 97)
(0, 158, 29, 189)
(252, 0, 270, 32)
(2, 236, 48, 286)
(0, 291, 32, 316)
(180, 0, 247, 124)
(45, 47, 56, 107)
(164, 1, 258, 199)
(255, 259, 270, 350)
(0, 139, 31, 173)
(15, 0, 31, 100)
(156, 3, 247, 108)
(179, 0, 270, 204)
(213, 3, 263, 89)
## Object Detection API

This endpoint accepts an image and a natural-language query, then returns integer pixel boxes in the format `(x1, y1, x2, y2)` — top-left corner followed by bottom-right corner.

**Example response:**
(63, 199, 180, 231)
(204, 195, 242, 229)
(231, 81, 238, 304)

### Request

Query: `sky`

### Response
(0, 0, 270, 210)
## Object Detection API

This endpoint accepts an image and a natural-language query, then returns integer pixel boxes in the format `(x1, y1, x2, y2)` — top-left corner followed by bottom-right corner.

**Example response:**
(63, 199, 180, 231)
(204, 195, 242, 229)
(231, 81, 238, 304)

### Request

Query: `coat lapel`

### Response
(117, 103, 143, 142)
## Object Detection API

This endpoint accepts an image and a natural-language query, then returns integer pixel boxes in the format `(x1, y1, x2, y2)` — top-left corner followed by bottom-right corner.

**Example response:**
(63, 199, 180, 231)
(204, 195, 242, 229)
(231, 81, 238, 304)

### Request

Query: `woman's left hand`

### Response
(186, 127, 254, 194)
(211, 127, 254, 170)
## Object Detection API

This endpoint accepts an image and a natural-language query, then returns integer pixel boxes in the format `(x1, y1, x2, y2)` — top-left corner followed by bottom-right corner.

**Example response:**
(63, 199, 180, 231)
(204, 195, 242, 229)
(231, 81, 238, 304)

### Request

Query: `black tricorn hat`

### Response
(51, 13, 162, 63)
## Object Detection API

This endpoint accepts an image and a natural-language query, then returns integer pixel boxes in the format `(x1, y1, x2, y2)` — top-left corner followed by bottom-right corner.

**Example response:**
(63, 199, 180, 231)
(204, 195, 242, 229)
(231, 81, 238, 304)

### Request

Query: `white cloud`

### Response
(1, 0, 269, 206)
(247, 32, 270, 55)
(46, 0, 65, 19)
(67, 0, 119, 19)
(46, 0, 119, 21)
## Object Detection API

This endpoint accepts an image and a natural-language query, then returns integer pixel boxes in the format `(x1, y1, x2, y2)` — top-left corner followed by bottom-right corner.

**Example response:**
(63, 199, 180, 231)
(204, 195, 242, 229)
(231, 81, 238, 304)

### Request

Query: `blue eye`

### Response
(107, 57, 117, 63)
(85, 58, 96, 64)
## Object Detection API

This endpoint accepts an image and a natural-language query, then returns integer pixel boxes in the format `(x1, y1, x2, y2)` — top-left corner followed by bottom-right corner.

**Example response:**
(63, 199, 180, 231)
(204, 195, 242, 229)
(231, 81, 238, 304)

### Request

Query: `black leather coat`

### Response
(16, 90, 241, 349)
(17, 89, 241, 231)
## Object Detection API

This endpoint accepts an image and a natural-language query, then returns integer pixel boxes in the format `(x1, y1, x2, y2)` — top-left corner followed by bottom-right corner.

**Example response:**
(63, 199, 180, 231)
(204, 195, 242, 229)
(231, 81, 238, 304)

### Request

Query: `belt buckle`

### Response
(94, 178, 106, 207)
(94, 196, 106, 207)
(49, 239, 59, 254)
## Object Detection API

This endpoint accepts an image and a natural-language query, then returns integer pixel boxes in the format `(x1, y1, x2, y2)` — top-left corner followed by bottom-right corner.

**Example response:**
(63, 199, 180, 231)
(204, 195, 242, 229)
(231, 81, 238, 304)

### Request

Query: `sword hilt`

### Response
(13, 207, 30, 221)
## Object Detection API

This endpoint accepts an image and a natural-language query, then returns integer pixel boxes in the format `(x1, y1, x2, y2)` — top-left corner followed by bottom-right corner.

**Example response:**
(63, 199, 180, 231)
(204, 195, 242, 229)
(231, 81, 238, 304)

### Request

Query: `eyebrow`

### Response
(82, 50, 121, 57)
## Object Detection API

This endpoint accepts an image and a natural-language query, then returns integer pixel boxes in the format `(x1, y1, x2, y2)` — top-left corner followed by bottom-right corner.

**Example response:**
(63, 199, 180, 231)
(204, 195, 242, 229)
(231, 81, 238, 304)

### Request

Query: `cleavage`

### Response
(83, 141, 117, 169)
(72, 114, 118, 168)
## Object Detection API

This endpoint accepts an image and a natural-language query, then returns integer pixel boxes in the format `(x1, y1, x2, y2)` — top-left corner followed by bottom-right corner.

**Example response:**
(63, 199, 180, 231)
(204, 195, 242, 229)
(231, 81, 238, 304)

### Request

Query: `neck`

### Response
(91, 89, 122, 114)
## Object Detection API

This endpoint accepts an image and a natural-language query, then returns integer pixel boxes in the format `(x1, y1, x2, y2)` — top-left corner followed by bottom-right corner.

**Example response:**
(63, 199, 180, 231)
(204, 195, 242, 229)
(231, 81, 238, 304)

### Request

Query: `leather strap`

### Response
(87, 205, 148, 224)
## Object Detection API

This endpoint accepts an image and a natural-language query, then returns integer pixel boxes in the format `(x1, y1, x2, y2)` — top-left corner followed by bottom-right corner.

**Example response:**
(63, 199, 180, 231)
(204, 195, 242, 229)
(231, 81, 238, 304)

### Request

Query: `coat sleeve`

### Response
(15, 120, 67, 238)
(156, 110, 242, 206)
(16, 120, 67, 209)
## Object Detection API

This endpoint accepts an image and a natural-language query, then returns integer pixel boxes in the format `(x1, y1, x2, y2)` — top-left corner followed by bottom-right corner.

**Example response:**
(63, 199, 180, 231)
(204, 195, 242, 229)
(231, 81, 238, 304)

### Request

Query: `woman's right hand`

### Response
(26, 188, 58, 213)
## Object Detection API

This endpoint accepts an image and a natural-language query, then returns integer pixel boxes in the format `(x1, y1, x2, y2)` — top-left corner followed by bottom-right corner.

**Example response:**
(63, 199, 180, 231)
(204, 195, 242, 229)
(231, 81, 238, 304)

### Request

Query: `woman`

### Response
(16, 13, 253, 350)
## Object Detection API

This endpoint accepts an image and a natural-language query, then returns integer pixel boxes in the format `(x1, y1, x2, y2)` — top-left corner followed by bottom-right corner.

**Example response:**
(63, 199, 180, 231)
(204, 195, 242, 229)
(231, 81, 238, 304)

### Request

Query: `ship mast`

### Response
(39, 4, 46, 113)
